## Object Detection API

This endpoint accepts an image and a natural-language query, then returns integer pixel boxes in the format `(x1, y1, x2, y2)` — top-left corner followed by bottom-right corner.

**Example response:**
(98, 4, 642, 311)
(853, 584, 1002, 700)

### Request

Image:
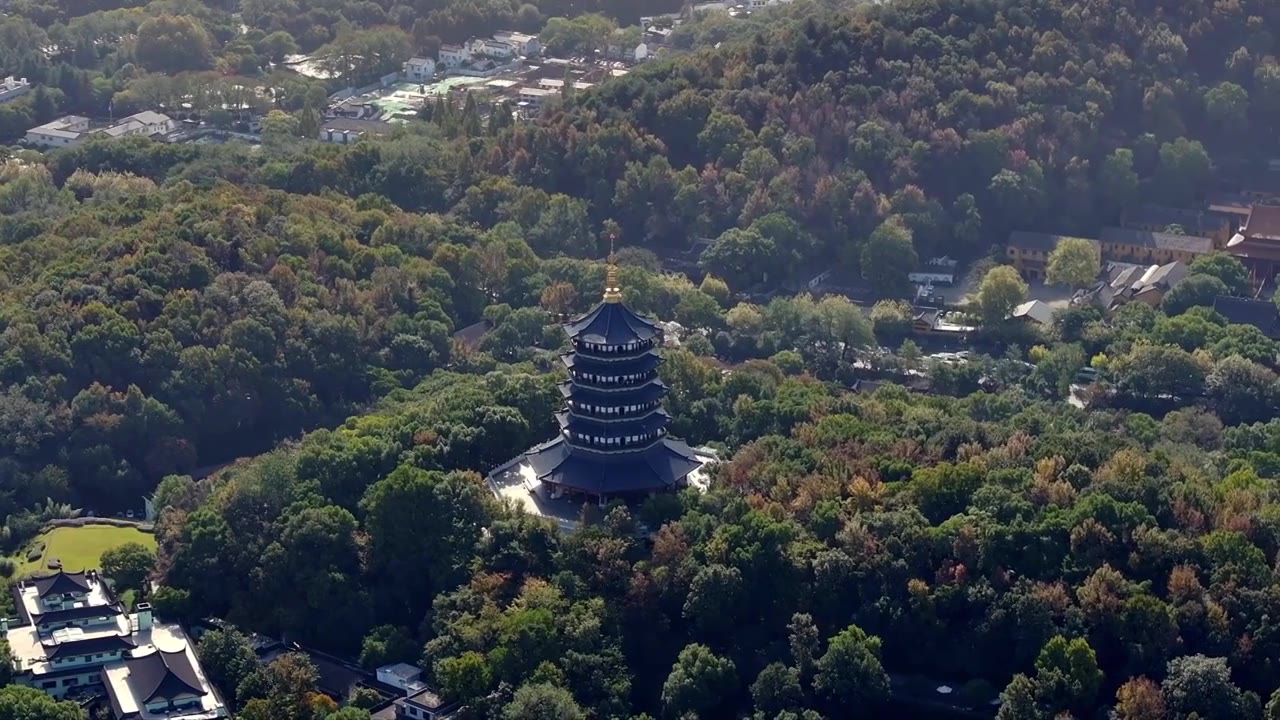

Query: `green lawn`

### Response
(17, 525, 157, 576)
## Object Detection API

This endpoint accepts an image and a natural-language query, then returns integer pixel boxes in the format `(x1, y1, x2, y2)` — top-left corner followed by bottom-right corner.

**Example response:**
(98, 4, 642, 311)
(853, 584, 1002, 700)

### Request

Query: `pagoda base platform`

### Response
(486, 442, 715, 533)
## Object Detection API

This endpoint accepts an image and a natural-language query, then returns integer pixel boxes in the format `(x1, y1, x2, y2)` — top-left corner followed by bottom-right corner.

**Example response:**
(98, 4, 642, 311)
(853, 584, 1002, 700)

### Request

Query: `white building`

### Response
(691, 1, 731, 12)
(98, 111, 174, 140)
(320, 118, 392, 145)
(24, 116, 91, 148)
(24, 112, 173, 149)
(5, 570, 226, 719)
(402, 57, 436, 82)
(377, 663, 424, 693)
(396, 687, 459, 720)
(438, 44, 472, 68)
(606, 42, 649, 63)
(467, 38, 517, 59)
(517, 87, 557, 109)
(492, 31, 541, 56)
(0, 76, 31, 103)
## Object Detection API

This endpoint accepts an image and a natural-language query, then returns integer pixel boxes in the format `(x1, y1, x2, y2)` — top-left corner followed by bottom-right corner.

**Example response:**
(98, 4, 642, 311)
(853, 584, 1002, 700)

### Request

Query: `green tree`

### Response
(1161, 655, 1259, 720)
(996, 674, 1043, 720)
(682, 564, 744, 639)
(100, 541, 155, 592)
(361, 468, 492, 627)
(315, 27, 412, 86)
(261, 109, 302, 144)
(502, 683, 585, 720)
(976, 266, 1030, 325)
(1156, 138, 1212, 206)
(198, 629, 261, 705)
(861, 217, 917, 298)
(348, 688, 382, 711)
(789, 613, 820, 679)
(813, 295, 874, 358)
(358, 625, 418, 669)
(1111, 344, 1210, 399)
(1189, 253, 1250, 296)
(1098, 149, 1140, 218)
(870, 300, 914, 343)
(660, 644, 737, 719)
(813, 624, 890, 714)
(257, 30, 299, 63)
(1032, 636, 1103, 714)
(752, 663, 803, 716)
(700, 227, 777, 289)
(437, 651, 494, 703)
(1045, 238, 1101, 288)
(0, 640, 12, 687)
(0, 685, 84, 720)
(1205, 355, 1279, 425)
(134, 15, 215, 72)
(1204, 82, 1250, 138)
(1162, 274, 1230, 315)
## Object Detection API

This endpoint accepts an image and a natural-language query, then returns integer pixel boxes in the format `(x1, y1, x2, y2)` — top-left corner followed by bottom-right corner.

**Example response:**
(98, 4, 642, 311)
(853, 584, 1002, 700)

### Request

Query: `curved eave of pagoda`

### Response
(564, 301, 660, 345)
(561, 348, 663, 370)
(556, 408, 670, 433)
(557, 377, 668, 397)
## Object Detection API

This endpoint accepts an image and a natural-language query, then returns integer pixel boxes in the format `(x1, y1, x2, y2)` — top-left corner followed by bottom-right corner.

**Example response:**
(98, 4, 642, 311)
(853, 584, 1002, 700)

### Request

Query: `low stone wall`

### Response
(41, 518, 155, 533)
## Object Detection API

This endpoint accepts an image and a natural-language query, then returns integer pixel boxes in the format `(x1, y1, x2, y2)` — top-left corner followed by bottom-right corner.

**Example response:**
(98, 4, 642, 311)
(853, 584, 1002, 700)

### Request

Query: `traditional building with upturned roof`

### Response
(488, 257, 711, 522)
(1227, 204, 1280, 289)
(523, 261, 704, 502)
(5, 570, 226, 719)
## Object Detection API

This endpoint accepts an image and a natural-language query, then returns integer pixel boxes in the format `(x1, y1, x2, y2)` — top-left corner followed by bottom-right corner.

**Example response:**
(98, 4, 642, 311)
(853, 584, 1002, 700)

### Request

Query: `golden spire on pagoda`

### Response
(603, 234, 622, 303)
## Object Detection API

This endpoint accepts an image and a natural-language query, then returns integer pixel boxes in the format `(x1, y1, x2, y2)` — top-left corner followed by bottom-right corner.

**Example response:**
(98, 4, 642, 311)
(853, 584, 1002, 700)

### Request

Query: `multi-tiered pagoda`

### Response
(523, 261, 703, 504)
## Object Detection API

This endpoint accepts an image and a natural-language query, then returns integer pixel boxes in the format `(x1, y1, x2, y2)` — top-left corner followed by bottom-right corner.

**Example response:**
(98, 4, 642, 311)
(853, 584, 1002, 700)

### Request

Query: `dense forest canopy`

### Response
(2, 0, 1280, 718)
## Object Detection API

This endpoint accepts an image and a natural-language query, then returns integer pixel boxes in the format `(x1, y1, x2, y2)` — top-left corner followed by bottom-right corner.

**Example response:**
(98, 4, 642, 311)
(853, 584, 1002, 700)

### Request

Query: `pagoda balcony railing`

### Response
(576, 399, 665, 417)
(574, 340, 656, 357)
(570, 372, 658, 390)
(566, 428, 667, 450)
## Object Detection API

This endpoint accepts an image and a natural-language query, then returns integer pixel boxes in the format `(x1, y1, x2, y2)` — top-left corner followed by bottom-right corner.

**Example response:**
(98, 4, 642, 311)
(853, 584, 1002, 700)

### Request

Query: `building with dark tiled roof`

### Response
(1213, 296, 1280, 340)
(1227, 204, 1280, 289)
(450, 319, 493, 349)
(30, 570, 93, 599)
(103, 646, 215, 719)
(1097, 226, 1213, 261)
(6, 570, 226, 719)
(1121, 204, 1232, 246)
(1007, 225, 1211, 281)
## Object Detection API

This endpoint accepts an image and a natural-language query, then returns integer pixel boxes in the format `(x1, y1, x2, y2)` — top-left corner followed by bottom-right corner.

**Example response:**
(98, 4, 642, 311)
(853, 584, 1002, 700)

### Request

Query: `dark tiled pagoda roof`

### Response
(111, 648, 207, 708)
(31, 571, 92, 598)
(555, 408, 672, 436)
(33, 602, 125, 627)
(564, 302, 659, 345)
(526, 435, 702, 494)
(44, 633, 134, 659)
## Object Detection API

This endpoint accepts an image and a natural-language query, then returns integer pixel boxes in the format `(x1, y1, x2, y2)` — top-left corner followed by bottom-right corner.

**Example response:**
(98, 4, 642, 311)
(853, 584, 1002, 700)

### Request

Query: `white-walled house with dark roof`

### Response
(5, 570, 226, 719)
